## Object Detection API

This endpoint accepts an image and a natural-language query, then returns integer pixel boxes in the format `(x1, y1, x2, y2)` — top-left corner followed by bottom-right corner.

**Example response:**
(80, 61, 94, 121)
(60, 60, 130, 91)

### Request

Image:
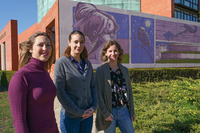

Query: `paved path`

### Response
(54, 97, 104, 133)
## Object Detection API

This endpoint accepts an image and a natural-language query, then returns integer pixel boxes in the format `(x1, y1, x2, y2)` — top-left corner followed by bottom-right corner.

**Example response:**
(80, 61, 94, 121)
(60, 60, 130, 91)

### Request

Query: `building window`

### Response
(175, 0, 199, 10)
(175, 8, 198, 22)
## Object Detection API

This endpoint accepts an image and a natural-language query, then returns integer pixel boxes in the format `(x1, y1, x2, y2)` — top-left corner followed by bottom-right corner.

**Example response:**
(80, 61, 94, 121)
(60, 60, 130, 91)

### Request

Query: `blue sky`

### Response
(0, 1, 37, 34)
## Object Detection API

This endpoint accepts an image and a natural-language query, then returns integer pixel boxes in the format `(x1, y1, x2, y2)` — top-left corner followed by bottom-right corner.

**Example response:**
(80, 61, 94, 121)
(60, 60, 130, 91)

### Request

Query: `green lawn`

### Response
(0, 91, 15, 133)
(1, 77, 200, 133)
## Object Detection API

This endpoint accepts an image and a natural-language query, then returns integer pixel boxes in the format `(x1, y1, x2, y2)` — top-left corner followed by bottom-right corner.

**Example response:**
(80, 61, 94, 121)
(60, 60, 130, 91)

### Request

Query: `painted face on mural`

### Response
(29, 35, 52, 62)
(99, 19, 116, 42)
(68, 34, 85, 56)
(105, 44, 119, 62)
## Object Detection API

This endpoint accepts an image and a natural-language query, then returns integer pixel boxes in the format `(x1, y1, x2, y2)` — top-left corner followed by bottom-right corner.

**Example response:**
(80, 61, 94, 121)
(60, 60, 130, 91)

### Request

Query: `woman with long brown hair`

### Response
(54, 30, 98, 133)
(9, 32, 59, 133)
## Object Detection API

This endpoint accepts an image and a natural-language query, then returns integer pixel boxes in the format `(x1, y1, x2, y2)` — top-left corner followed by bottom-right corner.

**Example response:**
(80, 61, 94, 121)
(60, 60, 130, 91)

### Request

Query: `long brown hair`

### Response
(18, 32, 55, 71)
(100, 40, 124, 63)
(63, 30, 88, 60)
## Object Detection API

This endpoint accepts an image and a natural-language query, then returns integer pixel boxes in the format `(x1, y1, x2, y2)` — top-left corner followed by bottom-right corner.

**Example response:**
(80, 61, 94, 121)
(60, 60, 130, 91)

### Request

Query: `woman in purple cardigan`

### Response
(8, 32, 59, 133)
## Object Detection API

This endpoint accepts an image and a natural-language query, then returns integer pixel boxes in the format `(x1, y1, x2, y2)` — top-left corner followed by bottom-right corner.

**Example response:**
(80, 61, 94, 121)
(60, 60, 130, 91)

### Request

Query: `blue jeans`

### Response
(60, 111, 93, 133)
(104, 106, 135, 133)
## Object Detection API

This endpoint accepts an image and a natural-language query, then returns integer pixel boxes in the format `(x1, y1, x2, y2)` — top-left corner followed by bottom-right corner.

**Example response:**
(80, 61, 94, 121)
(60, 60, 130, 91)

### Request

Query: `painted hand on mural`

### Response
(131, 27, 153, 63)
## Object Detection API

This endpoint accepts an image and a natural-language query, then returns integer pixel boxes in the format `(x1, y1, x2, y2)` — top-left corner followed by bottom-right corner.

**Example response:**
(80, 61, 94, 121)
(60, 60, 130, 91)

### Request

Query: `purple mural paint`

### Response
(156, 19, 200, 43)
(131, 16, 154, 63)
(72, 2, 129, 64)
(156, 19, 200, 63)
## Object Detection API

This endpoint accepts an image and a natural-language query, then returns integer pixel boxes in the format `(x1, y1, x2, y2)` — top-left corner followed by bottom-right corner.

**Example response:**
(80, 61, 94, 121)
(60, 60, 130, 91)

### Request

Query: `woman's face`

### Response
(68, 34, 85, 56)
(99, 19, 116, 42)
(29, 35, 52, 62)
(105, 44, 119, 63)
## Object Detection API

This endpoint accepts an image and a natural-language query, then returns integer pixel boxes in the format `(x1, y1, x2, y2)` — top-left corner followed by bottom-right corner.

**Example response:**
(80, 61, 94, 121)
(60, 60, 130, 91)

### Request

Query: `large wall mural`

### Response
(59, 0, 200, 68)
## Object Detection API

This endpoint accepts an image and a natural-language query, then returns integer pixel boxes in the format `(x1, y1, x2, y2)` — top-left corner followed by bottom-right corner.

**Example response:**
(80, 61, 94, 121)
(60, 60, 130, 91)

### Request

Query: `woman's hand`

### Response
(131, 116, 136, 121)
(85, 107, 94, 115)
(105, 114, 114, 121)
(82, 107, 94, 119)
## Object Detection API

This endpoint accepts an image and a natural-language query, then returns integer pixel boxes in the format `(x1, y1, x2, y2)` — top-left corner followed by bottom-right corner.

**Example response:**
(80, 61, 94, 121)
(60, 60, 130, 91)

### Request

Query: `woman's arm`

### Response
(88, 61, 98, 111)
(95, 67, 111, 118)
(126, 69, 136, 117)
(8, 73, 29, 133)
(54, 58, 85, 117)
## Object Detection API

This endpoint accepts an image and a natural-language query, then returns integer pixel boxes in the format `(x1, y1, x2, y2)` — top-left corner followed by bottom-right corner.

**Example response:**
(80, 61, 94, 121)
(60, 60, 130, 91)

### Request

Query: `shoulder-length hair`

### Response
(100, 40, 124, 63)
(18, 32, 55, 71)
(63, 30, 88, 60)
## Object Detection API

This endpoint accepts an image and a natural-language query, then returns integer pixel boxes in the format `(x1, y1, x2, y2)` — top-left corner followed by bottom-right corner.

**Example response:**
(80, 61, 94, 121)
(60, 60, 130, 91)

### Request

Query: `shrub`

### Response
(129, 68, 200, 83)
(131, 77, 200, 133)
(0, 71, 16, 89)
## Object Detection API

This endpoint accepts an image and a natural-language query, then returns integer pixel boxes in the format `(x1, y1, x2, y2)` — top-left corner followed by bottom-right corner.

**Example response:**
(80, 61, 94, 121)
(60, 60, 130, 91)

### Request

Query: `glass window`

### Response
(175, 0, 181, 3)
(184, 1, 190, 7)
(176, 0, 199, 10)
(193, 4, 198, 10)
(175, 8, 198, 22)
(175, 10, 178, 18)
(190, 15, 193, 21)
(181, 12, 184, 19)
(178, 12, 181, 19)
(196, 17, 198, 22)
(193, 16, 196, 21)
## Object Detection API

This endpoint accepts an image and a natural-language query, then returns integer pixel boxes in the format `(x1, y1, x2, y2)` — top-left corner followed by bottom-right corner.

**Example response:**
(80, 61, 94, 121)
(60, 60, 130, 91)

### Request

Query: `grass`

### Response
(129, 77, 200, 133)
(1, 77, 200, 133)
(0, 90, 15, 133)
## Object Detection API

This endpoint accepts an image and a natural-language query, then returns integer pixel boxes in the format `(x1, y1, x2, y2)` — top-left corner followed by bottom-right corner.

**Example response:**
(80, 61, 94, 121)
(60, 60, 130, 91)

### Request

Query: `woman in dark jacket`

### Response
(95, 40, 136, 133)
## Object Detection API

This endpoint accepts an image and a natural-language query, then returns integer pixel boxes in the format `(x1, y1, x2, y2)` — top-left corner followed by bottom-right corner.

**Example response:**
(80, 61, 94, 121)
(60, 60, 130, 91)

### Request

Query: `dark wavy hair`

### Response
(100, 40, 124, 63)
(63, 30, 88, 60)
(19, 32, 54, 71)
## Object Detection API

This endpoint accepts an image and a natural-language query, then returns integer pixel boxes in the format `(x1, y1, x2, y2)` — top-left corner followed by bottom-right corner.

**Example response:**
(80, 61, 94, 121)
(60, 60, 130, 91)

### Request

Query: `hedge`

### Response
(1, 68, 200, 89)
(129, 68, 200, 83)
(0, 71, 16, 89)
